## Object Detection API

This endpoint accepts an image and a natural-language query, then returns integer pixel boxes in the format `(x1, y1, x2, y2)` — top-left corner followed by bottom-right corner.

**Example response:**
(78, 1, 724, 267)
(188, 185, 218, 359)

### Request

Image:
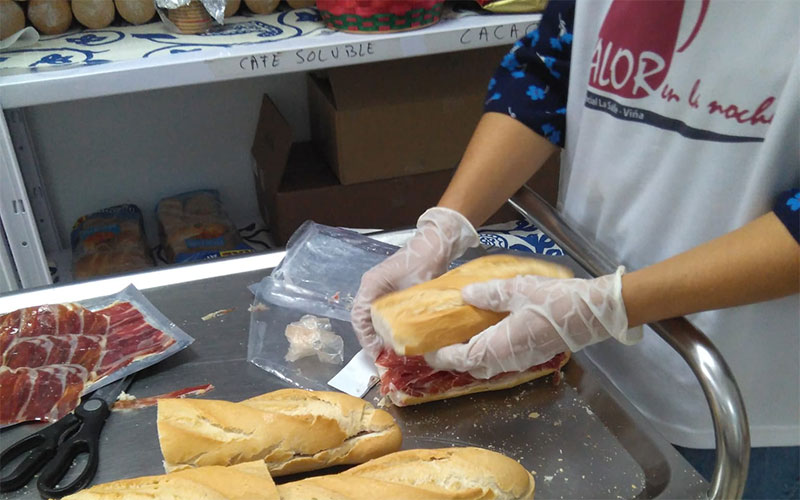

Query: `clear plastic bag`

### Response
(247, 222, 400, 390)
(251, 221, 399, 322)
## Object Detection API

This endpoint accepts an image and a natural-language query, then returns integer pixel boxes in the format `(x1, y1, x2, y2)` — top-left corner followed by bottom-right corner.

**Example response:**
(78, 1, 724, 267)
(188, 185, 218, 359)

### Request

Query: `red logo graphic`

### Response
(589, 0, 710, 99)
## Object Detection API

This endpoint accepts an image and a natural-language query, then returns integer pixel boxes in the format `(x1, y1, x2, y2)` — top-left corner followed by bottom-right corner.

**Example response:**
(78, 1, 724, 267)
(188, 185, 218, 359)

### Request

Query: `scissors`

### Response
(0, 376, 133, 498)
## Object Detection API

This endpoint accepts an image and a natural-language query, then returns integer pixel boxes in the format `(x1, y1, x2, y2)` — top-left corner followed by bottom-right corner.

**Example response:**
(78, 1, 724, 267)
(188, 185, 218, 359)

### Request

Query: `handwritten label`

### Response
(459, 22, 538, 45)
(211, 20, 540, 78)
(235, 42, 376, 74)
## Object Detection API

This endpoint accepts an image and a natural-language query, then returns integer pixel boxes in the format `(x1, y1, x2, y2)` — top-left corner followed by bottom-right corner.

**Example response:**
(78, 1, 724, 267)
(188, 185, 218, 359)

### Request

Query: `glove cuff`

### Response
(417, 207, 480, 260)
(607, 266, 644, 345)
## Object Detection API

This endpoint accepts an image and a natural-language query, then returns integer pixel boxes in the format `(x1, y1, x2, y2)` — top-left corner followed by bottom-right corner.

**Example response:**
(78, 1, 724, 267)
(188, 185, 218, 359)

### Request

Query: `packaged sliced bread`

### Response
(70, 204, 155, 280)
(156, 190, 253, 264)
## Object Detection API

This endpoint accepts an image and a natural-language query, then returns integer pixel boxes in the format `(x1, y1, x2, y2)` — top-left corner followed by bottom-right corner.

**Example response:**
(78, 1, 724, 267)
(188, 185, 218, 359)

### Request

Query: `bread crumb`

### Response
(528, 412, 540, 419)
(544, 476, 554, 482)
(116, 391, 136, 402)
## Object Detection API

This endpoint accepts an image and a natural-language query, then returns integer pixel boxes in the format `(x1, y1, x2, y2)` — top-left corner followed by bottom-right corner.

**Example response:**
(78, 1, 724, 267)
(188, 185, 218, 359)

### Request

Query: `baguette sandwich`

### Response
(63, 447, 534, 500)
(157, 389, 402, 476)
(371, 254, 573, 406)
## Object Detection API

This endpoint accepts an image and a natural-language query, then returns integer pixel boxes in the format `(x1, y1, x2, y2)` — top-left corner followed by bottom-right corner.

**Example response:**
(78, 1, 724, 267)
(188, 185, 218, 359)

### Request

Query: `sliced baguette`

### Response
(157, 389, 402, 476)
(371, 254, 573, 356)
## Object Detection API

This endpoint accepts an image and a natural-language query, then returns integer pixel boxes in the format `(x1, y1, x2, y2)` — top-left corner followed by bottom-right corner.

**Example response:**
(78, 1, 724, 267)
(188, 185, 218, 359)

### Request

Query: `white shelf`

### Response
(0, 9, 540, 109)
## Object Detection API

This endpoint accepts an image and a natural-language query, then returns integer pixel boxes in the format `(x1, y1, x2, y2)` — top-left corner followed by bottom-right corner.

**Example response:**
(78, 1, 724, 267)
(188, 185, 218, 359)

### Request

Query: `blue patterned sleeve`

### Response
(484, 0, 574, 147)
(773, 188, 800, 243)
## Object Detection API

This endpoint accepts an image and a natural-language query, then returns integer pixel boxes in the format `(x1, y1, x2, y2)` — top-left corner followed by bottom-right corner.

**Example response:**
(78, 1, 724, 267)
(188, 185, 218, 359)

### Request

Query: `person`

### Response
(350, 1, 800, 498)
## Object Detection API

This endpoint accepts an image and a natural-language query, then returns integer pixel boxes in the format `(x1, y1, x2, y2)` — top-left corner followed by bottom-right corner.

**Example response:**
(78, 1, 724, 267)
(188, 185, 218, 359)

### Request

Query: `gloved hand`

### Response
(424, 266, 643, 379)
(351, 207, 480, 359)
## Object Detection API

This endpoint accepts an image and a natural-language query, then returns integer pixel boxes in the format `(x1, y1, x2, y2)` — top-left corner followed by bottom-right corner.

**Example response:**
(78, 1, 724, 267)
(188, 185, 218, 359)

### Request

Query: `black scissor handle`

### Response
(37, 399, 110, 499)
(0, 414, 81, 493)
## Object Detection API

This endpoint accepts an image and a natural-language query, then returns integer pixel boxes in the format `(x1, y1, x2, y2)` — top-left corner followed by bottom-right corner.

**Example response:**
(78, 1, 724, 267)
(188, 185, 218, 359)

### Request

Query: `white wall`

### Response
(26, 72, 310, 250)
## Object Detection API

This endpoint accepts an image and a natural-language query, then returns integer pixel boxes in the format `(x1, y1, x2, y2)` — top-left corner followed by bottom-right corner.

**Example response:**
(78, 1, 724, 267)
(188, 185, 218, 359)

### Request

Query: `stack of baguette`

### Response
(64, 448, 536, 499)
(60, 389, 536, 499)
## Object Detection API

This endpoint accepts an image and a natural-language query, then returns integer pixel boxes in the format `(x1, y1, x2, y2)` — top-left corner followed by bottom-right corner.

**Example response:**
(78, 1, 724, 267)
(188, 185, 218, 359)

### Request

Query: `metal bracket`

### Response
(0, 221, 20, 292)
(0, 105, 51, 289)
(5, 108, 61, 254)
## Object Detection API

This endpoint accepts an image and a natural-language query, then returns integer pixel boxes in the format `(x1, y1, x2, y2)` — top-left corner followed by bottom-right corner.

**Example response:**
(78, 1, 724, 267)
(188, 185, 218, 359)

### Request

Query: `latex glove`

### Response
(351, 207, 480, 359)
(425, 266, 643, 379)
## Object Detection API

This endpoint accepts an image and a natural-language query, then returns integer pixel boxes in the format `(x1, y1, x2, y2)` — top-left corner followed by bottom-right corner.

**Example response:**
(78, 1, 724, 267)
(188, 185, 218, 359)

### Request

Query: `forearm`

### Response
(622, 212, 800, 327)
(438, 112, 558, 227)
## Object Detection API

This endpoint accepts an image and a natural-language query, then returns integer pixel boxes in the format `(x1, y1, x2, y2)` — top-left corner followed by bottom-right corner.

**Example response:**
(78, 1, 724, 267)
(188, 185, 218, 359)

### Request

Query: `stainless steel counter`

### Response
(0, 249, 707, 499)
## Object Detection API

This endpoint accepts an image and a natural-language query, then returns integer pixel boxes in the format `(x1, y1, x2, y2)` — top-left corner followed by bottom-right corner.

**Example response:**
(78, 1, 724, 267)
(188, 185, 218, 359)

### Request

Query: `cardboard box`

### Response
(308, 46, 509, 185)
(252, 95, 461, 245)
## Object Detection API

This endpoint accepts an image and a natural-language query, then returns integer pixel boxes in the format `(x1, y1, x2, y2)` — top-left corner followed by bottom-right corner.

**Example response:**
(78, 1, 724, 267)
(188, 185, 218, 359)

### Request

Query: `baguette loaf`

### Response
(371, 254, 573, 356)
(157, 389, 402, 476)
(277, 447, 535, 500)
(62, 461, 278, 500)
(63, 448, 533, 500)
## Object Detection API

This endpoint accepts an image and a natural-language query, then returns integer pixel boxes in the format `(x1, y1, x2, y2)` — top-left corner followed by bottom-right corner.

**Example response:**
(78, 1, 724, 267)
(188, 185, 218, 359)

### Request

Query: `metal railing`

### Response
(510, 186, 750, 500)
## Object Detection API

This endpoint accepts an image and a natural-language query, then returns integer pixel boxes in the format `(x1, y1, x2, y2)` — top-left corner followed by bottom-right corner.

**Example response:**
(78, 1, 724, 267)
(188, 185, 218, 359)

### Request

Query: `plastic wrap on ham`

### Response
(0, 365, 90, 427)
(0, 303, 110, 355)
(2, 335, 107, 370)
(0, 285, 193, 427)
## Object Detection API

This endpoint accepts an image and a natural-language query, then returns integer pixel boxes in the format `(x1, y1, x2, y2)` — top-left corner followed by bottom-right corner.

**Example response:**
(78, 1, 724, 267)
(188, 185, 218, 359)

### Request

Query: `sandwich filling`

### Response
(376, 349, 568, 398)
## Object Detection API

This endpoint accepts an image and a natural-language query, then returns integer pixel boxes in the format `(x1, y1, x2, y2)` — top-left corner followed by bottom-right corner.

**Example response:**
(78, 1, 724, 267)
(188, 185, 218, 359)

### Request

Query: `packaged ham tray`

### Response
(0, 285, 194, 428)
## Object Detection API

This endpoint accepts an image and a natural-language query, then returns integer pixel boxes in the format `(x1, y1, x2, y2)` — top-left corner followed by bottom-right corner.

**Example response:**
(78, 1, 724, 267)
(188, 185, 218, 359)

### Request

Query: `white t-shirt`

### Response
(560, 1, 799, 448)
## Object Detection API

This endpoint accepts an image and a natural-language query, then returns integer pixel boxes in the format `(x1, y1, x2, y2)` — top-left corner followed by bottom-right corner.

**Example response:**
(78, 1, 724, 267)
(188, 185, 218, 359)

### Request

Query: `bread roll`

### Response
(224, 0, 240, 17)
(286, 0, 314, 8)
(157, 389, 402, 476)
(114, 0, 155, 24)
(372, 254, 574, 356)
(72, 0, 115, 29)
(62, 461, 279, 500)
(0, 0, 25, 40)
(278, 447, 536, 500)
(243, 0, 278, 14)
(27, 0, 72, 35)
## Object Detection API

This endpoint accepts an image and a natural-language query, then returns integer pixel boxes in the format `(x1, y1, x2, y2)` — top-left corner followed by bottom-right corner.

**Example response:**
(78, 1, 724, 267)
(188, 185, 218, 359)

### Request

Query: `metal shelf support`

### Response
(0, 105, 51, 289)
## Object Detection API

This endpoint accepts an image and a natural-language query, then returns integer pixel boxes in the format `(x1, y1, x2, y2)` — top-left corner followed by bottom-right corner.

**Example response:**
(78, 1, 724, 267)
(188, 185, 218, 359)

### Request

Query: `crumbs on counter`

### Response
(201, 308, 235, 321)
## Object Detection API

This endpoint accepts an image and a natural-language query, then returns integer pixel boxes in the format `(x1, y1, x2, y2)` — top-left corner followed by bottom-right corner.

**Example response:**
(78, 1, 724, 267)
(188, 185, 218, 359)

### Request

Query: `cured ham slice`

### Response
(112, 384, 214, 411)
(94, 302, 176, 380)
(0, 304, 110, 355)
(0, 365, 90, 426)
(2, 335, 106, 371)
(375, 350, 569, 398)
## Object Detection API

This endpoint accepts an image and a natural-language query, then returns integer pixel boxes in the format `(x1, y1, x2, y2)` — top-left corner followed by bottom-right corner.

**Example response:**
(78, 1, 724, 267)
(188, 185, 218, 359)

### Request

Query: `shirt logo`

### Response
(589, 0, 708, 99)
(585, 0, 777, 143)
